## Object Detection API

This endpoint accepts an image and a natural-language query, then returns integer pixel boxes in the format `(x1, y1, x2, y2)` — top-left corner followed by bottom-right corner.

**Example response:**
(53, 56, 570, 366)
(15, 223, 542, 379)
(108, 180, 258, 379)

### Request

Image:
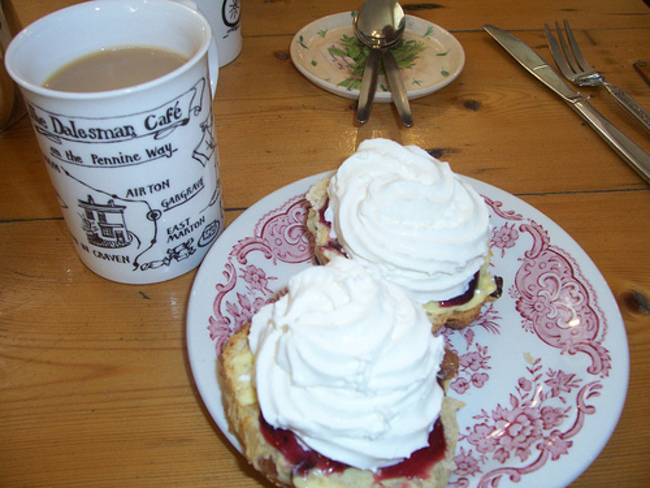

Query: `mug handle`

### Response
(173, 0, 219, 98)
(205, 26, 220, 98)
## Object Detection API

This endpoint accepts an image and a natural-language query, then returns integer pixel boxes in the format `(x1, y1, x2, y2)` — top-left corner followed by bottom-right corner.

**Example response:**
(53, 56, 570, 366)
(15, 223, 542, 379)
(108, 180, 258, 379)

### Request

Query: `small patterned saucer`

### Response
(290, 12, 465, 102)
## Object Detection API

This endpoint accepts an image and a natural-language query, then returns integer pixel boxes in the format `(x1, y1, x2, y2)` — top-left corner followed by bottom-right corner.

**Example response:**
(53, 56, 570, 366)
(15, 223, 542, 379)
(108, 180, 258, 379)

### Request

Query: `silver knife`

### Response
(383, 48, 413, 127)
(484, 24, 650, 184)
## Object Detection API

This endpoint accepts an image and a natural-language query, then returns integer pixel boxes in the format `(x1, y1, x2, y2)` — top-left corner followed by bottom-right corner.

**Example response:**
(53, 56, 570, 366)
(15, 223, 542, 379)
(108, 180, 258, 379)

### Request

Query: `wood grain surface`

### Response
(1, 0, 649, 487)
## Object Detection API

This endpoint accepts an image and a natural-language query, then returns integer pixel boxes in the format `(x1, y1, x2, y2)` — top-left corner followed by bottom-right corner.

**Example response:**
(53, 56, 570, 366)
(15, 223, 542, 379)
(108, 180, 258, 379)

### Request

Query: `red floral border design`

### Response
(207, 196, 313, 353)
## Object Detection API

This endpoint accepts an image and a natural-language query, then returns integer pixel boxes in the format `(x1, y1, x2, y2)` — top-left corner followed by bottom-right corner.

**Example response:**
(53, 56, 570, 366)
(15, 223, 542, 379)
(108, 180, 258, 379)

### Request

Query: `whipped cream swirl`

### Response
(324, 138, 490, 303)
(248, 257, 445, 471)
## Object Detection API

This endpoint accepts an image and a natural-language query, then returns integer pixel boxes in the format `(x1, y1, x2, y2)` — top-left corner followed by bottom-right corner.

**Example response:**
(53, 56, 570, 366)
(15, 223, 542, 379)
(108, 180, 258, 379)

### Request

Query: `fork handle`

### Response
(602, 81, 650, 133)
(570, 98, 650, 184)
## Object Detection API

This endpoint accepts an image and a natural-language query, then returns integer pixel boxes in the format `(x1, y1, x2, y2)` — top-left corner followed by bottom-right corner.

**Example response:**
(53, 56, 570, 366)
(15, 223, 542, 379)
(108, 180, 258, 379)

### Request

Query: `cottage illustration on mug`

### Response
(78, 195, 132, 249)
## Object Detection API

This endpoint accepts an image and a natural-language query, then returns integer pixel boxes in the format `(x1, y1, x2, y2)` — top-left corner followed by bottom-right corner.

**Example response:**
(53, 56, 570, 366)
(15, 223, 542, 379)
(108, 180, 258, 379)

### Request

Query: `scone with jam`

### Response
(306, 138, 502, 331)
(219, 257, 462, 488)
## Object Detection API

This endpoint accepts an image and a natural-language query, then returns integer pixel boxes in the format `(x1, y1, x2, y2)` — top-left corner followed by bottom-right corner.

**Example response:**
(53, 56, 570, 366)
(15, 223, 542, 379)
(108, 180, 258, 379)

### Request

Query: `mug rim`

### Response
(4, 0, 213, 100)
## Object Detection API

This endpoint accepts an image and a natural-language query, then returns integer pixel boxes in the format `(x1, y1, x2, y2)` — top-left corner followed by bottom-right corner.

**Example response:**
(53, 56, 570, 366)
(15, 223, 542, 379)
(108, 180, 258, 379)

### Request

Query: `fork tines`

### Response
(545, 20, 598, 84)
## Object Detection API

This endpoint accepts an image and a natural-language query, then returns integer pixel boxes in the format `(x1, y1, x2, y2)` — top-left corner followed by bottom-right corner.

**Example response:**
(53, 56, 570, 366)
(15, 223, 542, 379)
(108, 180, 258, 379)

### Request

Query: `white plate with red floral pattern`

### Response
(187, 172, 629, 488)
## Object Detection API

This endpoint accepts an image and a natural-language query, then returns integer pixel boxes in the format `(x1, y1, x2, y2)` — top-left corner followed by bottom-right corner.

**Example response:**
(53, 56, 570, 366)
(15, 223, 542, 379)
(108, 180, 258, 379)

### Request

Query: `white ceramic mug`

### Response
(193, 0, 242, 66)
(5, 0, 224, 284)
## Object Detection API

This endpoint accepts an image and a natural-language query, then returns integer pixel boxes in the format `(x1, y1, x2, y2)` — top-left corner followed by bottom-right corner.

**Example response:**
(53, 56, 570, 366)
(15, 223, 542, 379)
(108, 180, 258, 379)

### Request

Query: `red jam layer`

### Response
(259, 415, 348, 476)
(438, 272, 479, 308)
(316, 199, 347, 263)
(259, 415, 446, 481)
(375, 418, 445, 481)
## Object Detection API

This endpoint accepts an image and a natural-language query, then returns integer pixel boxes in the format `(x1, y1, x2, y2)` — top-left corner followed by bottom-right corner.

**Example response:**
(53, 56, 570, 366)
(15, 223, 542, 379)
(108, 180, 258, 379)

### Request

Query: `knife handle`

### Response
(570, 98, 650, 184)
(356, 48, 381, 124)
(382, 49, 413, 127)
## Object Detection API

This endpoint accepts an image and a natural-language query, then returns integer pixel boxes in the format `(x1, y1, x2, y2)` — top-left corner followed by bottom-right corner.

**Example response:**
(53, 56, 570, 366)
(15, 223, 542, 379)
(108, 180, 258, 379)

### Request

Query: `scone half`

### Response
(305, 176, 502, 332)
(219, 323, 463, 488)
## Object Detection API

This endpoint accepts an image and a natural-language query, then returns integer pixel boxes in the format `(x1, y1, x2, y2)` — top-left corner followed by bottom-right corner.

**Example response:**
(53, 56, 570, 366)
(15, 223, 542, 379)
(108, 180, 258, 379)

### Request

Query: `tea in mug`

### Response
(43, 45, 189, 92)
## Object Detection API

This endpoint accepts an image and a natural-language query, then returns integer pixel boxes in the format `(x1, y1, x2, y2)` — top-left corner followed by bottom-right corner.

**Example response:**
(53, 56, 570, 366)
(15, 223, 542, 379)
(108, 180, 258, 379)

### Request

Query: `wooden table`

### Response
(2, 0, 649, 486)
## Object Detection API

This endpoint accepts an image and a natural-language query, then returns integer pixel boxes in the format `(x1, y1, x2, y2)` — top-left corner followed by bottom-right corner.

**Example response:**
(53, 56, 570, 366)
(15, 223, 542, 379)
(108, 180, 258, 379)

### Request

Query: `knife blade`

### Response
(483, 24, 650, 184)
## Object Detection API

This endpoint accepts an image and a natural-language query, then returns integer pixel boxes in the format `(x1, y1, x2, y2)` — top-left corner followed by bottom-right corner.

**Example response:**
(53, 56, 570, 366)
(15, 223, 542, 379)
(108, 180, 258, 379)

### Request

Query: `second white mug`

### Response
(193, 0, 243, 66)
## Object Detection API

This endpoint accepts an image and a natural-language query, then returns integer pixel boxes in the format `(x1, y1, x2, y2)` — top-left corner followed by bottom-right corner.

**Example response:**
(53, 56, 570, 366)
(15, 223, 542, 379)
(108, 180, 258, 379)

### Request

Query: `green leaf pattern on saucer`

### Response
(290, 12, 465, 101)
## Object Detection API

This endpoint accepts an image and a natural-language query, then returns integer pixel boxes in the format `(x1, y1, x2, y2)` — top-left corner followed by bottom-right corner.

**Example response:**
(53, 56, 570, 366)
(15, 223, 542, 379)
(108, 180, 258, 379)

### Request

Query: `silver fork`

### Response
(545, 20, 650, 133)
